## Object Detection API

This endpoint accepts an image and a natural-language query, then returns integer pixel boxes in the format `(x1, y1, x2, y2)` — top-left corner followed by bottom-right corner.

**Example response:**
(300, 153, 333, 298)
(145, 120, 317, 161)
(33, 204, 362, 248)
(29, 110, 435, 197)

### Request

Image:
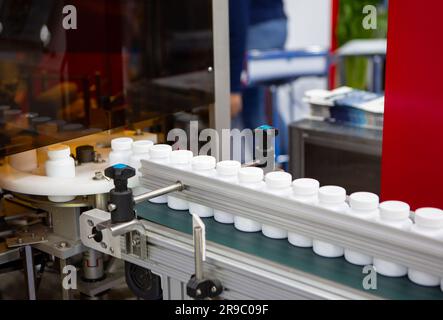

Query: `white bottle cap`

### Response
(111, 137, 133, 151)
(149, 144, 172, 159)
(216, 160, 241, 176)
(319, 186, 346, 204)
(192, 155, 216, 171)
(170, 150, 193, 165)
(379, 201, 410, 221)
(238, 167, 264, 184)
(265, 171, 292, 189)
(132, 140, 153, 154)
(349, 192, 379, 211)
(47, 144, 71, 160)
(414, 208, 443, 229)
(293, 178, 320, 196)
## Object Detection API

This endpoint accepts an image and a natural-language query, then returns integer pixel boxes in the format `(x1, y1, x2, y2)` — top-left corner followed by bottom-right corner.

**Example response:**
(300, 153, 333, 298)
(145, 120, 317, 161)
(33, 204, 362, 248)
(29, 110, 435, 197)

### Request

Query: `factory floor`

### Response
(0, 261, 136, 300)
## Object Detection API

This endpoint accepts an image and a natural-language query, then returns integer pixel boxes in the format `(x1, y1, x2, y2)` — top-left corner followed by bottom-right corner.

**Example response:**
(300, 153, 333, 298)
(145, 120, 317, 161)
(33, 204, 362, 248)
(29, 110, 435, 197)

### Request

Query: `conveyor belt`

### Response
(136, 202, 443, 300)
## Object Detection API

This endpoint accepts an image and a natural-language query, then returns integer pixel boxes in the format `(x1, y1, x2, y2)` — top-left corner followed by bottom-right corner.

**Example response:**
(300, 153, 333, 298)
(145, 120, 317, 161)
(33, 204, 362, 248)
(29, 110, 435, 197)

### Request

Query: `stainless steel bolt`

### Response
(110, 247, 114, 254)
(211, 286, 217, 293)
(100, 242, 107, 249)
(87, 219, 94, 227)
(108, 203, 117, 212)
(196, 289, 202, 296)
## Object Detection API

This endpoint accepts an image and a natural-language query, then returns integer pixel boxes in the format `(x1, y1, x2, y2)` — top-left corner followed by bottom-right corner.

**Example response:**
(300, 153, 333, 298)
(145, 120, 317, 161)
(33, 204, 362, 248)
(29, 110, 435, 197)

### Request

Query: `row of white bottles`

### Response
(188, 156, 217, 217)
(121, 142, 443, 290)
(313, 186, 348, 257)
(167, 150, 194, 210)
(408, 208, 443, 287)
(214, 161, 241, 224)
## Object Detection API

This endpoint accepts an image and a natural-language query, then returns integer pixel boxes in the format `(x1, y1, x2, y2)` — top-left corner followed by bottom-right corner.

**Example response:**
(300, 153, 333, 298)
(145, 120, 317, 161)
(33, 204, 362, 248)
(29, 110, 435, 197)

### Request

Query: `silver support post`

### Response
(22, 245, 36, 300)
(194, 226, 204, 281)
(133, 182, 184, 204)
(81, 194, 107, 282)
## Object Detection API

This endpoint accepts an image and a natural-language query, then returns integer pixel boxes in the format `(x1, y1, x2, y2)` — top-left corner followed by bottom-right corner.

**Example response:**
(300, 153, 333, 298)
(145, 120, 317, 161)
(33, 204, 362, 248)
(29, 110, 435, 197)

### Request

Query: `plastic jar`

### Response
(45, 144, 76, 203)
(167, 150, 194, 211)
(313, 186, 349, 258)
(148, 144, 172, 204)
(9, 149, 38, 172)
(109, 137, 134, 166)
(188, 156, 217, 217)
(234, 167, 265, 232)
(344, 192, 379, 266)
(261, 172, 292, 239)
(129, 140, 154, 172)
(288, 178, 320, 247)
(408, 207, 443, 287)
(373, 201, 412, 277)
(214, 160, 241, 224)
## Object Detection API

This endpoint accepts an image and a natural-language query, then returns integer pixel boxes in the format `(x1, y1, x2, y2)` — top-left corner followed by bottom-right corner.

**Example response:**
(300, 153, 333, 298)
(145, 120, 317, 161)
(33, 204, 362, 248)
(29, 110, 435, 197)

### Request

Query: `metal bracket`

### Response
(186, 223, 223, 300)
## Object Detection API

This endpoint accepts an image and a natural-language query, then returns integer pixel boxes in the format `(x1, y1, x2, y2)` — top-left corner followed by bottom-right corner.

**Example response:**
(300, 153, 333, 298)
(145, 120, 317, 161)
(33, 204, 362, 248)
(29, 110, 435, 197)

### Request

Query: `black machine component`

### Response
(125, 262, 163, 300)
(104, 164, 136, 224)
(75, 145, 95, 164)
(186, 275, 223, 300)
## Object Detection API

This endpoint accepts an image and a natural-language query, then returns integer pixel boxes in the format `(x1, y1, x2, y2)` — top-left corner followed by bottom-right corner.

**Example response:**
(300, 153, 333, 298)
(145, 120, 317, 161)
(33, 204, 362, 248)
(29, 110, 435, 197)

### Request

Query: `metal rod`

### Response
(194, 226, 204, 281)
(22, 245, 36, 300)
(133, 182, 184, 204)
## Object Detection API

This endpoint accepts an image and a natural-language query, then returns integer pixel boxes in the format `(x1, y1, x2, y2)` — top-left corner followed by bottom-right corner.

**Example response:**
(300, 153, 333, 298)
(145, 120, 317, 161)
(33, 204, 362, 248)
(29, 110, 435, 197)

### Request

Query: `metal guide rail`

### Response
(121, 215, 379, 300)
(139, 160, 443, 278)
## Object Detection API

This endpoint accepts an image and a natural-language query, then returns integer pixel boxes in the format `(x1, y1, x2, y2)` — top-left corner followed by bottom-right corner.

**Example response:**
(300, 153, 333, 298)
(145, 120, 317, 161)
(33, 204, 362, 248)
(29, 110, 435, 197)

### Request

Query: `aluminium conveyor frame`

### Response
(121, 220, 378, 300)
(139, 160, 443, 278)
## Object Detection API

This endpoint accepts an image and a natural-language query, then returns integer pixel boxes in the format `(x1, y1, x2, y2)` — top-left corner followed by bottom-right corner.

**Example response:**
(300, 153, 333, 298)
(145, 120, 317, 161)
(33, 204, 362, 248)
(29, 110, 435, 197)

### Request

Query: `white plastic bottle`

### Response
(234, 167, 265, 232)
(129, 140, 154, 172)
(313, 186, 349, 258)
(262, 172, 292, 239)
(214, 160, 241, 224)
(344, 192, 379, 266)
(373, 201, 412, 277)
(288, 178, 320, 247)
(167, 150, 194, 211)
(45, 144, 76, 203)
(408, 207, 443, 286)
(148, 144, 172, 204)
(188, 156, 217, 218)
(109, 137, 133, 166)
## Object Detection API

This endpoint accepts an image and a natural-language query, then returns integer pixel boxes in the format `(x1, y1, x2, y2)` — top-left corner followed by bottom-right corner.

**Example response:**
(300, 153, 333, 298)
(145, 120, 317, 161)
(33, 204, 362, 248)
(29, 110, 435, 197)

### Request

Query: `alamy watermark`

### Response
(362, 5, 378, 30)
(362, 265, 378, 290)
(167, 121, 276, 171)
(63, 5, 77, 30)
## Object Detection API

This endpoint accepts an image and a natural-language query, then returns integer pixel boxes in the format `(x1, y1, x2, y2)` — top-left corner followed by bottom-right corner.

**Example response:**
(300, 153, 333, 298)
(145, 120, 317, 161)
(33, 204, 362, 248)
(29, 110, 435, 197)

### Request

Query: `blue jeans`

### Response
(233, 18, 287, 131)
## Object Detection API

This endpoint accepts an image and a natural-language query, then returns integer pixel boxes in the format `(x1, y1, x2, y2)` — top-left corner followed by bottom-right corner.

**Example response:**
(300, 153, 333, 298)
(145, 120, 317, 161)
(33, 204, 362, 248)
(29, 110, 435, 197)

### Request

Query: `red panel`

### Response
(329, 0, 339, 89)
(381, 0, 443, 209)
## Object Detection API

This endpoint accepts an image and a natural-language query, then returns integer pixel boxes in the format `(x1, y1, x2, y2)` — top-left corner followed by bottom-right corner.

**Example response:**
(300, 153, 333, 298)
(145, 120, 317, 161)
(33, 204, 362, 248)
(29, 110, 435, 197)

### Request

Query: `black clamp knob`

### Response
(186, 276, 223, 300)
(104, 164, 136, 192)
(104, 164, 136, 224)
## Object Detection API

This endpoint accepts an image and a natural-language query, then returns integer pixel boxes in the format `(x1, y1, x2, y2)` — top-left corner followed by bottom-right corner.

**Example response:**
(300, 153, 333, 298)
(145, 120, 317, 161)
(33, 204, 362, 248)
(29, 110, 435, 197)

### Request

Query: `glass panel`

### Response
(0, 0, 214, 157)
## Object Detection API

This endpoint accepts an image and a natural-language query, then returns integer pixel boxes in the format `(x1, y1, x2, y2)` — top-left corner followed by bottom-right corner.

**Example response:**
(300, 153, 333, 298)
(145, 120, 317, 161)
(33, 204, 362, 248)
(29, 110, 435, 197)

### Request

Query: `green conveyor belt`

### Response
(136, 202, 443, 300)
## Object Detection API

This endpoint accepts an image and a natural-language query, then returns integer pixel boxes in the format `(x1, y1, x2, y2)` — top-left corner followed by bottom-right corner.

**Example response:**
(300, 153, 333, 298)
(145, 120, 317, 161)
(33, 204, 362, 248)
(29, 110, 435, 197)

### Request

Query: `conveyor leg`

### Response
(21, 245, 36, 300)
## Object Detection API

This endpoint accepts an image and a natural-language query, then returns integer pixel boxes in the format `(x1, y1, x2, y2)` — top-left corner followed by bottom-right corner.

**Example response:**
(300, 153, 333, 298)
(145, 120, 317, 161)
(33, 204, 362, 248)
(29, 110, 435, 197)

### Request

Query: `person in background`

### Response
(229, 0, 288, 130)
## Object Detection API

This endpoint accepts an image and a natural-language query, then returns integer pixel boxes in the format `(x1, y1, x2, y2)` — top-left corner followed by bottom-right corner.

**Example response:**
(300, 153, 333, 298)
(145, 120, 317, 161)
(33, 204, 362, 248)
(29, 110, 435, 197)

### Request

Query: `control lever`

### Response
(186, 215, 223, 300)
